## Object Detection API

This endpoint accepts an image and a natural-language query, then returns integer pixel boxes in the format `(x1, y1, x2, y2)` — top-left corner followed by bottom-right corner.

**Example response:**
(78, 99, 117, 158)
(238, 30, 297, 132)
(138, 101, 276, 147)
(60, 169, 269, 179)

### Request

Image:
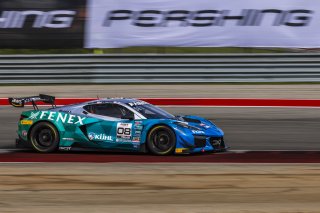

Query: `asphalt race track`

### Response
(1, 85, 320, 212)
(1, 106, 320, 150)
(1, 84, 320, 150)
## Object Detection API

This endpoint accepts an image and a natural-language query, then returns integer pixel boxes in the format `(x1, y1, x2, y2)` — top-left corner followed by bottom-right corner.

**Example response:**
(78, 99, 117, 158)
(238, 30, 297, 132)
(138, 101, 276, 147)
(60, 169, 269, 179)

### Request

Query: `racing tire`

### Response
(147, 125, 176, 155)
(29, 122, 59, 153)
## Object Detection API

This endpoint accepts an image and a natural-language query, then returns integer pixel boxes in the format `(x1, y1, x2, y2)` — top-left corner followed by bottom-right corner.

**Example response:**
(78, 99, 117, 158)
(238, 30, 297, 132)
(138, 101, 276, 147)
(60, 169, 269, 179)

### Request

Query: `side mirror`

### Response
(121, 114, 134, 120)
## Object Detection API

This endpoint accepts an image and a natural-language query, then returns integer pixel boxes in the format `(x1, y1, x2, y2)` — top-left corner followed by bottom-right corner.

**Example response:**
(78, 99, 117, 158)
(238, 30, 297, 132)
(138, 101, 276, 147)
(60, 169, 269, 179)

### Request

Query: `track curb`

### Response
(2, 98, 320, 107)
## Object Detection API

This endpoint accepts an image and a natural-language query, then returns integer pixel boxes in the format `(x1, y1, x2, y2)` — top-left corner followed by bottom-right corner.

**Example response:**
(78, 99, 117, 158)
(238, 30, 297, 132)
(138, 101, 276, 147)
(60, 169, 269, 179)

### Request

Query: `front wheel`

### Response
(147, 126, 176, 155)
(29, 122, 59, 153)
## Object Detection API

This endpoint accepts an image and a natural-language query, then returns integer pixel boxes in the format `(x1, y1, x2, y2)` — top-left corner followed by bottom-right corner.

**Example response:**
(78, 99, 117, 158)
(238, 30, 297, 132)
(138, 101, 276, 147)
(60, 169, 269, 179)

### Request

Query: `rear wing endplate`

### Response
(8, 94, 56, 110)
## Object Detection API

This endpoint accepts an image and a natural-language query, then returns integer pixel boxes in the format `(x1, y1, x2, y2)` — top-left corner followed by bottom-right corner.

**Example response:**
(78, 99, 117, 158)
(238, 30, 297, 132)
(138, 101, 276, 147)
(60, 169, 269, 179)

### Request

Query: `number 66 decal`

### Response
(116, 123, 132, 139)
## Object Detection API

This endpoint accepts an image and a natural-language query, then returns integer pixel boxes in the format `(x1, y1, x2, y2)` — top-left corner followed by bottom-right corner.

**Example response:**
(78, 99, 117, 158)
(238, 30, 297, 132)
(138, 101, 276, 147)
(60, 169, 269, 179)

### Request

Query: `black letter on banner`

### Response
(218, 10, 245, 26)
(260, 9, 284, 26)
(133, 10, 161, 27)
(103, 10, 132, 26)
(285, 10, 313, 27)
(161, 10, 190, 27)
(191, 10, 218, 27)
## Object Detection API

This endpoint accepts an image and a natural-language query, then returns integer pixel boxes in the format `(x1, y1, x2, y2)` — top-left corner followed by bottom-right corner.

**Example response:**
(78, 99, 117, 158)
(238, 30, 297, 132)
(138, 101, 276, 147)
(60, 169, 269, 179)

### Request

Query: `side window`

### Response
(84, 103, 133, 119)
(134, 106, 158, 118)
(116, 105, 134, 119)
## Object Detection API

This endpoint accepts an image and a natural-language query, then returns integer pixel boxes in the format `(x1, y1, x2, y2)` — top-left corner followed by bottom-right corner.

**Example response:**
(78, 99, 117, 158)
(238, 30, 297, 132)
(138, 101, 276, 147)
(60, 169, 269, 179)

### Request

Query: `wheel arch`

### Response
(146, 123, 176, 138)
(144, 123, 177, 153)
(27, 120, 60, 142)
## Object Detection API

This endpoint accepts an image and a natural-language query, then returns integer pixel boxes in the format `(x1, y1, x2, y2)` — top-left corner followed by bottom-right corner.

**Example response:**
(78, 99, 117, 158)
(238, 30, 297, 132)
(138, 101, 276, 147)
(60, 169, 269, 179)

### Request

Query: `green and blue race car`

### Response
(9, 94, 226, 155)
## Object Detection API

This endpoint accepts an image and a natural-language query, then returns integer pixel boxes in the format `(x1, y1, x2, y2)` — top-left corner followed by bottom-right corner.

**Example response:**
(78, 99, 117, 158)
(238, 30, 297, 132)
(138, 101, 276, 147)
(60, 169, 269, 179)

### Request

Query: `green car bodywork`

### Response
(12, 95, 226, 155)
(19, 110, 147, 152)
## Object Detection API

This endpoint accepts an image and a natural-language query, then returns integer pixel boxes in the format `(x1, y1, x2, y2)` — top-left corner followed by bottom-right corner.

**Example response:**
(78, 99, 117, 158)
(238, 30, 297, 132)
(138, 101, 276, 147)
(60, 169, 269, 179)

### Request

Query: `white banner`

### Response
(86, 0, 320, 48)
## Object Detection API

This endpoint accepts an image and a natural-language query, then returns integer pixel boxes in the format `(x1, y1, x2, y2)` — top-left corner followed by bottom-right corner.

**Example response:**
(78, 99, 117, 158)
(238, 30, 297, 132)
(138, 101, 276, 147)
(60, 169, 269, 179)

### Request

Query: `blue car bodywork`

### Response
(13, 96, 227, 154)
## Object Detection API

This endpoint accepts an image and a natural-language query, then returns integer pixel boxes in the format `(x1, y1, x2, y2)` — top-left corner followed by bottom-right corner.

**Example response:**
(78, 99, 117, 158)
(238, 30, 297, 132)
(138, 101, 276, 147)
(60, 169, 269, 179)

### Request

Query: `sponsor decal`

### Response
(104, 9, 312, 28)
(200, 123, 211, 129)
(132, 137, 140, 143)
(211, 138, 221, 146)
(116, 138, 131, 143)
(62, 138, 74, 141)
(29, 111, 40, 119)
(175, 148, 189, 153)
(59, 147, 72, 151)
(88, 132, 113, 141)
(128, 101, 147, 107)
(0, 0, 85, 49)
(29, 111, 86, 125)
(117, 123, 132, 139)
(22, 130, 27, 137)
(59, 110, 71, 113)
(87, 0, 320, 49)
(0, 10, 76, 29)
(192, 130, 205, 134)
(88, 132, 95, 141)
(11, 98, 24, 106)
(20, 120, 33, 125)
(134, 130, 142, 137)
(135, 125, 143, 130)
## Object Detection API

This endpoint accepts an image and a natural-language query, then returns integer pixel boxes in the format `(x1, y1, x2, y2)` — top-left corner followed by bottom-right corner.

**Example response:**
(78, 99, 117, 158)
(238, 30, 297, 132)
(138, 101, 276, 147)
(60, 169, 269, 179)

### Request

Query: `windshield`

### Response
(128, 103, 175, 119)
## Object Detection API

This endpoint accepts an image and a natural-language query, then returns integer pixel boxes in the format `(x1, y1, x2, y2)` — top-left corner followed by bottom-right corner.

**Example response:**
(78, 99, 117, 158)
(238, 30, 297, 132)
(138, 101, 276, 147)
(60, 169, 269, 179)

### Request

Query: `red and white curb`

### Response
(2, 98, 320, 108)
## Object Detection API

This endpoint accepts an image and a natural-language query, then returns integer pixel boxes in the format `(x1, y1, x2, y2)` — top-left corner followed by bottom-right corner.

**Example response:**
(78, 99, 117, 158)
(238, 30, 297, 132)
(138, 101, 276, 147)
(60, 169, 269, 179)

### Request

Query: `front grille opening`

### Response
(194, 135, 206, 148)
(210, 137, 225, 148)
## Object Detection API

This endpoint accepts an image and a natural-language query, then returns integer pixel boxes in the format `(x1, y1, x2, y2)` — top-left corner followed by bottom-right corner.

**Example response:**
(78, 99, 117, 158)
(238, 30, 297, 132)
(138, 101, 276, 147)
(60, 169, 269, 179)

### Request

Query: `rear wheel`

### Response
(29, 122, 59, 153)
(147, 126, 176, 155)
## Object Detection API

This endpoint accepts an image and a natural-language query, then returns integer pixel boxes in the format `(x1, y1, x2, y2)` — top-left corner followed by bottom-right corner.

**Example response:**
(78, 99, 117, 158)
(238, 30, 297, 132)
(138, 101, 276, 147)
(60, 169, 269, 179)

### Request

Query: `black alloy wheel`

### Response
(147, 125, 176, 155)
(29, 122, 59, 153)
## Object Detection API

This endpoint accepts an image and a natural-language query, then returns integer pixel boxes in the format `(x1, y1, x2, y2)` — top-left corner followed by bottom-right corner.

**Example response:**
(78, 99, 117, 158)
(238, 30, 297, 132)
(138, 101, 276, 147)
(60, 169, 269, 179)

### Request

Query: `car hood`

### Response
(174, 115, 224, 136)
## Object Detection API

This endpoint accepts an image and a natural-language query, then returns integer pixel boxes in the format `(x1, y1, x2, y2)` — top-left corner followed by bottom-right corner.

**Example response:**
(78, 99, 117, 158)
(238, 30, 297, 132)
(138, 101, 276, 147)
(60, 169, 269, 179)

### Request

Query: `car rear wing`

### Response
(8, 94, 56, 110)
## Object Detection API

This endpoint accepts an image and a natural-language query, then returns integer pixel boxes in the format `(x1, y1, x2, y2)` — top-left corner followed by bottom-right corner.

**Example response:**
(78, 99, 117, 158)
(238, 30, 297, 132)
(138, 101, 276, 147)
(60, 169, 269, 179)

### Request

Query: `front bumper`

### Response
(175, 135, 228, 154)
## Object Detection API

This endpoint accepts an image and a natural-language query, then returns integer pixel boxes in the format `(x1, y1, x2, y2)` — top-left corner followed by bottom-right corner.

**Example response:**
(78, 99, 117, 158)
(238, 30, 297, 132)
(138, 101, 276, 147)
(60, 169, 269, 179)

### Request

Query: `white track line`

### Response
(0, 149, 26, 153)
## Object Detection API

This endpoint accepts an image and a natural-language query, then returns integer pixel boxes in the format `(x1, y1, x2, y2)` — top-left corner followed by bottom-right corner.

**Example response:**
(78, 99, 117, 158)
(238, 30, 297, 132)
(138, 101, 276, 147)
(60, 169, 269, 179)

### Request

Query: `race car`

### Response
(9, 94, 227, 155)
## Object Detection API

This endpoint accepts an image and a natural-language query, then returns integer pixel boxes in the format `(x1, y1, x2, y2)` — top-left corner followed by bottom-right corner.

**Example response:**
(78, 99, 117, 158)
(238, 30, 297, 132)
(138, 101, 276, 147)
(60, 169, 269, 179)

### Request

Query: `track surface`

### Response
(1, 151, 320, 163)
(2, 84, 320, 158)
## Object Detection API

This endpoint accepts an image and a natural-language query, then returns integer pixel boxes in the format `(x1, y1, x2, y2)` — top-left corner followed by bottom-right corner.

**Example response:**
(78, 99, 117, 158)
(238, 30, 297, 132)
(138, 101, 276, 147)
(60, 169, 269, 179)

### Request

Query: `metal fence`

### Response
(1, 53, 320, 84)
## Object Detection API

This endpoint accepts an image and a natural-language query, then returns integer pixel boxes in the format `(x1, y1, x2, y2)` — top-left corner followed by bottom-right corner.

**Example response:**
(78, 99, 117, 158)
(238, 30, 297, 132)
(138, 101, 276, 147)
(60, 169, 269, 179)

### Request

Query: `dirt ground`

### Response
(0, 163, 319, 213)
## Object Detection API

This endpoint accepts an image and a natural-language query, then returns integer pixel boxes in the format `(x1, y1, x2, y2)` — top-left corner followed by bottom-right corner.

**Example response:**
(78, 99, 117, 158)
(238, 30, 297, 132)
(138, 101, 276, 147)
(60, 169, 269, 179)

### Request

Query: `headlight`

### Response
(174, 122, 201, 131)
